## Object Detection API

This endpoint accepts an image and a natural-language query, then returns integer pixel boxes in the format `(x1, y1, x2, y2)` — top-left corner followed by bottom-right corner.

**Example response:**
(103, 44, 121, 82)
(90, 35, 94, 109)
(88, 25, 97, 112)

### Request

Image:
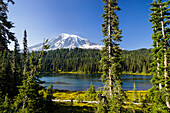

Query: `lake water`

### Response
(39, 73, 153, 91)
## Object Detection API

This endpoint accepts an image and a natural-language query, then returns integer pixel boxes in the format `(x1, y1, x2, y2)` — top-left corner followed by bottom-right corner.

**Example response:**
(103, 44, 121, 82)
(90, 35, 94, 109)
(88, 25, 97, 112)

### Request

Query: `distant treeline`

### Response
(39, 48, 152, 74)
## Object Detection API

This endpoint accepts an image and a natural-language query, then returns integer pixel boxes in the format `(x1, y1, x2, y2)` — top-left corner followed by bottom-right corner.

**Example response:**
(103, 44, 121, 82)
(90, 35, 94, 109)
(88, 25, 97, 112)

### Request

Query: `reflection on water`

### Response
(39, 73, 153, 91)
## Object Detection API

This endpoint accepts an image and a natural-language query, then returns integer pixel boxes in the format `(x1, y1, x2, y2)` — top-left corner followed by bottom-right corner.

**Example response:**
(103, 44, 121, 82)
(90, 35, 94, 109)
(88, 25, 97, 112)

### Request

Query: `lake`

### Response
(39, 73, 153, 91)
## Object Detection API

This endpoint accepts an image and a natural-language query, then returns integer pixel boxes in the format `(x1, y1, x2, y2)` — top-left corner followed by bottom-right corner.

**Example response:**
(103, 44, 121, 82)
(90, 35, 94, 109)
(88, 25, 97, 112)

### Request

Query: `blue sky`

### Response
(8, 0, 153, 50)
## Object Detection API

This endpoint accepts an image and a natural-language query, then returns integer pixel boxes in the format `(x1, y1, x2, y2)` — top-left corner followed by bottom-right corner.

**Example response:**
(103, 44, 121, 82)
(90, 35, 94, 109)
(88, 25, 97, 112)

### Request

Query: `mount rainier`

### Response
(28, 33, 103, 51)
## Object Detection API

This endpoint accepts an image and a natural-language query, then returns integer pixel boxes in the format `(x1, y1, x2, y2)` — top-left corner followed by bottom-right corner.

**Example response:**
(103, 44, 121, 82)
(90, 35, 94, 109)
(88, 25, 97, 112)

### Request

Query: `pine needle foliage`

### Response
(98, 0, 126, 112)
(13, 39, 50, 113)
(0, 0, 15, 50)
(23, 30, 28, 78)
(11, 39, 22, 97)
(132, 83, 138, 103)
(0, 51, 13, 98)
(149, 0, 170, 111)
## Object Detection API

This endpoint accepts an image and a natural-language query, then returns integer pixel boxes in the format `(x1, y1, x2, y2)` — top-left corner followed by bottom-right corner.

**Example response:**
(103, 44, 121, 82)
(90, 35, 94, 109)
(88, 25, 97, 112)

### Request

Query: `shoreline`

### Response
(41, 71, 152, 76)
(53, 89, 148, 92)
(122, 72, 152, 76)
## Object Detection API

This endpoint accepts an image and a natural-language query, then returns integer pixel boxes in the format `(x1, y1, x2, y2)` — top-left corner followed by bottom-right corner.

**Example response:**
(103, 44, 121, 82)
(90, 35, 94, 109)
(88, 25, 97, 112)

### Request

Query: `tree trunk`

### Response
(156, 41, 162, 90)
(23, 63, 26, 78)
(160, 6, 170, 108)
(22, 96, 27, 112)
(108, 0, 112, 97)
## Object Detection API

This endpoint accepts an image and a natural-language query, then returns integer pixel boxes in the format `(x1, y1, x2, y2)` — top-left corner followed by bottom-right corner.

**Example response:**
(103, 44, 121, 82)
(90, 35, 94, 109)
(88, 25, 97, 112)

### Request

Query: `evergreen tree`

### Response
(138, 91, 142, 103)
(132, 83, 138, 102)
(0, 94, 13, 113)
(13, 39, 50, 113)
(44, 83, 55, 113)
(39, 48, 152, 74)
(0, 0, 15, 50)
(11, 39, 22, 97)
(85, 82, 96, 101)
(88, 82, 95, 94)
(98, 0, 126, 112)
(149, 0, 170, 111)
(0, 1, 15, 110)
(0, 51, 13, 98)
(149, 0, 163, 92)
(23, 30, 28, 78)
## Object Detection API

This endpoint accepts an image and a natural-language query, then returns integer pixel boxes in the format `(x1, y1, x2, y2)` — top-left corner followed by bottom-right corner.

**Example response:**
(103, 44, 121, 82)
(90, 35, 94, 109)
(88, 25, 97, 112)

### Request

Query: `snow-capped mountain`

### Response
(28, 33, 103, 51)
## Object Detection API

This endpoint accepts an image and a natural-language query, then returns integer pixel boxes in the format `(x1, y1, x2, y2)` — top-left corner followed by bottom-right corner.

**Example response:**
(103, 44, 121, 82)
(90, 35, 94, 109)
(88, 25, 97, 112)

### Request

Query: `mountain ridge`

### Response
(28, 33, 103, 51)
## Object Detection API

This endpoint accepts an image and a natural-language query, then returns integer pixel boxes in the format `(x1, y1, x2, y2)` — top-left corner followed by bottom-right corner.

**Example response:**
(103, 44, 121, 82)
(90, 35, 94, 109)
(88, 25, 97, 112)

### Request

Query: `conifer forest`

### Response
(40, 48, 152, 74)
(0, 0, 170, 113)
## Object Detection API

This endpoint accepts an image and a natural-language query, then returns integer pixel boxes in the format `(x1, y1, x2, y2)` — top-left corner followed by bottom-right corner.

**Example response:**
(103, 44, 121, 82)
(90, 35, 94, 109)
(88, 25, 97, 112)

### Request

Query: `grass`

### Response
(52, 102, 96, 113)
(53, 90, 97, 101)
(52, 90, 149, 113)
(53, 90, 148, 101)
(126, 90, 148, 101)
(53, 90, 85, 100)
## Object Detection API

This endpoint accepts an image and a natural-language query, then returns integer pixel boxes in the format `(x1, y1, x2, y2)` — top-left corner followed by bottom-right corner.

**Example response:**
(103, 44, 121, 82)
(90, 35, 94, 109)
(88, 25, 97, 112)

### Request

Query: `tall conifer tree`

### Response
(23, 30, 28, 78)
(0, 51, 12, 98)
(13, 39, 50, 113)
(149, 0, 162, 92)
(11, 39, 22, 97)
(0, 0, 15, 109)
(98, 0, 126, 112)
(149, 0, 170, 111)
(0, 0, 15, 50)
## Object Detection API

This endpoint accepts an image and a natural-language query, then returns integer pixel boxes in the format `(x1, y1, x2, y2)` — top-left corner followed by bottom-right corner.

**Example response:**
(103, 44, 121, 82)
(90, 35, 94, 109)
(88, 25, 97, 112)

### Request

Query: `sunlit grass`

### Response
(52, 90, 148, 112)
(126, 90, 148, 100)
(53, 90, 148, 101)
(53, 91, 85, 100)
(53, 102, 96, 113)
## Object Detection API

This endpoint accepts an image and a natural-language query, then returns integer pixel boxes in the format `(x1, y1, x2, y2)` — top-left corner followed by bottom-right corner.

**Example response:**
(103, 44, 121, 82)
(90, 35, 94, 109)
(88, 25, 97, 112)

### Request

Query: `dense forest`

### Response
(1, 0, 170, 112)
(40, 48, 152, 74)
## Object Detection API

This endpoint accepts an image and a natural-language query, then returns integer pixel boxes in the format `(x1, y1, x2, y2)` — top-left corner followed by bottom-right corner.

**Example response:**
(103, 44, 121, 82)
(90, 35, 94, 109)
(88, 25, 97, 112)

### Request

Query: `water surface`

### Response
(39, 73, 152, 91)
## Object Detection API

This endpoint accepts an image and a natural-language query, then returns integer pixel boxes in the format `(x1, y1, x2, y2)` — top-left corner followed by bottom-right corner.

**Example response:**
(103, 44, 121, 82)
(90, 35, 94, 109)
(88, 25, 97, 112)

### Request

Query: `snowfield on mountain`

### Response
(28, 33, 103, 51)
